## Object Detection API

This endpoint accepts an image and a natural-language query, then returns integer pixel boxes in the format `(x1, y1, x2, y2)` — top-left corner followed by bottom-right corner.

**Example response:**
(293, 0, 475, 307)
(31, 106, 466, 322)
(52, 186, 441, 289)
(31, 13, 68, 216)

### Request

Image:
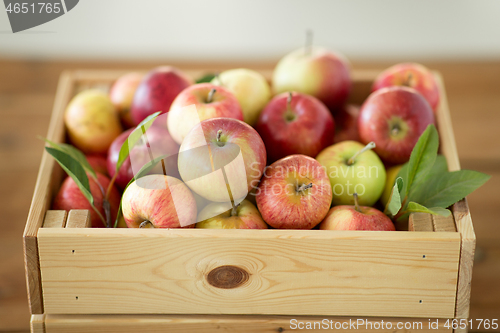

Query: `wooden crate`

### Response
(24, 69, 475, 333)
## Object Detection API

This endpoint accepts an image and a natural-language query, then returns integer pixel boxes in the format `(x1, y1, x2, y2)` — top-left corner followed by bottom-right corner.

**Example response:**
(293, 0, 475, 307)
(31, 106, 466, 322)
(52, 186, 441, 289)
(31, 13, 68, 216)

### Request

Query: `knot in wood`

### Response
(206, 265, 249, 289)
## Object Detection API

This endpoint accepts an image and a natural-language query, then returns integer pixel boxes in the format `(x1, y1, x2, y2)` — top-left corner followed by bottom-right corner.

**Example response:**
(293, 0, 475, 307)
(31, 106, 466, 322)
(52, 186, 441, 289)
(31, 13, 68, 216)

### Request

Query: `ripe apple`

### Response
(121, 174, 197, 228)
(372, 63, 440, 112)
(86, 154, 108, 176)
(380, 164, 403, 208)
(358, 86, 435, 164)
(52, 172, 121, 228)
(272, 46, 351, 111)
(211, 68, 271, 125)
(196, 199, 267, 229)
(334, 104, 360, 143)
(167, 83, 244, 144)
(319, 194, 395, 231)
(64, 90, 123, 154)
(256, 154, 332, 229)
(130, 66, 192, 125)
(109, 72, 144, 128)
(178, 117, 266, 204)
(316, 140, 386, 207)
(107, 123, 180, 190)
(255, 92, 335, 163)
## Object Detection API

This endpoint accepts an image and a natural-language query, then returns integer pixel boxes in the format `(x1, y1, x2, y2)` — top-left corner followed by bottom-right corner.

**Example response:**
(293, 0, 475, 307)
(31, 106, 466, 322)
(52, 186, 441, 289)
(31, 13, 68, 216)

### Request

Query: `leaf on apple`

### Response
(389, 124, 490, 223)
(115, 111, 161, 175)
(384, 177, 404, 217)
(195, 73, 216, 84)
(413, 169, 490, 209)
(406, 202, 451, 217)
(42, 137, 98, 181)
(45, 147, 106, 225)
(405, 124, 439, 197)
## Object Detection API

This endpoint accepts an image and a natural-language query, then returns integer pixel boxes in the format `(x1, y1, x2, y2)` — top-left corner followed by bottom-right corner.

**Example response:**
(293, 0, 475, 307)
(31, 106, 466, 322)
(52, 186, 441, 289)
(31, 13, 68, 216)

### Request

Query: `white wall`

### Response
(1, 0, 500, 62)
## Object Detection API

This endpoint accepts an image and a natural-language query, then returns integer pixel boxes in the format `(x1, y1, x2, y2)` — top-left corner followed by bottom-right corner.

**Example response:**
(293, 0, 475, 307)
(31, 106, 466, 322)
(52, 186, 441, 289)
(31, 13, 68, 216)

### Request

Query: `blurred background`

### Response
(1, 1, 499, 332)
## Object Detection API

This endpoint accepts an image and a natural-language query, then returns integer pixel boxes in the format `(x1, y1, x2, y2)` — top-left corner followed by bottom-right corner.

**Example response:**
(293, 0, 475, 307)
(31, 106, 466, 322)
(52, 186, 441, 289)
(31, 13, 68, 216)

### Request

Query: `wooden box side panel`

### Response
(38, 228, 460, 318)
(23, 72, 74, 314)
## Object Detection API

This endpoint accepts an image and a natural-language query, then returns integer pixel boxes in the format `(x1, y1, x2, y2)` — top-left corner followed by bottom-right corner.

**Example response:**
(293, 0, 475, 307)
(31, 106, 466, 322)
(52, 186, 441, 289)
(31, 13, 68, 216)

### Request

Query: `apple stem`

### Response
(139, 221, 154, 228)
(207, 88, 216, 103)
(216, 129, 224, 147)
(403, 72, 413, 87)
(305, 29, 313, 56)
(231, 203, 240, 217)
(391, 124, 401, 136)
(284, 92, 296, 122)
(353, 193, 361, 212)
(297, 182, 313, 193)
(347, 142, 376, 165)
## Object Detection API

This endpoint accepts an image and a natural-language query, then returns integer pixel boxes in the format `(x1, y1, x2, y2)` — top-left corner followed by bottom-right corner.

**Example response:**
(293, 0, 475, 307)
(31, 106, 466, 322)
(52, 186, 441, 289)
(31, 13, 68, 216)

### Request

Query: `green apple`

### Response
(196, 199, 267, 229)
(316, 141, 386, 206)
(211, 69, 271, 126)
(380, 164, 403, 207)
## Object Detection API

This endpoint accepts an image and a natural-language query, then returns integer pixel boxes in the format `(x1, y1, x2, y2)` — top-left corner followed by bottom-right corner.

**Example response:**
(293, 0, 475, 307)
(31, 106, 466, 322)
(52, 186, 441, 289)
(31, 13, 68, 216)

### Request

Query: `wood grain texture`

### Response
(23, 72, 74, 315)
(409, 213, 434, 232)
(42, 211, 67, 228)
(38, 228, 460, 318)
(30, 314, 45, 333)
(453, 199, 476, 319)
(409, 213, 456, 233)
(42, 314, 450, 333)
(65, 210, 91, 228)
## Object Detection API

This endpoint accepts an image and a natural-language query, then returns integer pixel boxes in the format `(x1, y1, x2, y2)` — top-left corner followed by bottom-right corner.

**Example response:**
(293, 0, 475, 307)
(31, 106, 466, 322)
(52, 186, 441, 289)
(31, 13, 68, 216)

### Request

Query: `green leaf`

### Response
(384, 177, 404, 217)
(196, 73, 216, 84)
(408, 155, 448, 204)
(115, 111, 161, 174)
(405, 124, 439, 197)
(396, 162, 409, 202)
(407, 202, 451, 217)
(45, 147, 93, 205)
(416, 170, 491, 209)
(42, 138, 97, 180)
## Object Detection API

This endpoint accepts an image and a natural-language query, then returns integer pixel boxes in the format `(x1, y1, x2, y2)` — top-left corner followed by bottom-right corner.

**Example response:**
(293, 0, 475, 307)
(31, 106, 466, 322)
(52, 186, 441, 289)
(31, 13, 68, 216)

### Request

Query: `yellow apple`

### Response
(196, 199, 267, 229)
(380, 164, 403, 207)
(212, 68, 271, 126)
(65, 90, 123, 154)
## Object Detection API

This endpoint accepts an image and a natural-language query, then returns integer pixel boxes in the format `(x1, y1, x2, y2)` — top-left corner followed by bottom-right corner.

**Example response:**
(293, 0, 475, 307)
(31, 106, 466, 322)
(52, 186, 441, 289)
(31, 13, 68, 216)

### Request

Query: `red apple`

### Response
(319, 196, 395, 231)
(52, 172, 121, 228)
(372, 63, 440, 112)
(178, 117, 266, 204)
(86, 154, 108, 176)
(130, 66, 192, 125)
(107, 122, 180, 190)
(167, 83, 244, 144)
(109, 72, 144, 128)
(255, 92, 335, 163)
(256, 154, 332, 229)
(358, 86, 435, 164)
(121, 174, 197, 228)
(196, 199, 267, 229)
(334, 104, 360, 143)
(272, 47, 351, 111)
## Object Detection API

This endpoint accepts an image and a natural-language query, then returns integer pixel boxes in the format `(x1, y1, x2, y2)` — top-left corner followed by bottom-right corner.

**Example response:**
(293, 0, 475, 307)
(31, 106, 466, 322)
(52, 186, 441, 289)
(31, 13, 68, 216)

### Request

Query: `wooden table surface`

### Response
(0, 59, 499, 332)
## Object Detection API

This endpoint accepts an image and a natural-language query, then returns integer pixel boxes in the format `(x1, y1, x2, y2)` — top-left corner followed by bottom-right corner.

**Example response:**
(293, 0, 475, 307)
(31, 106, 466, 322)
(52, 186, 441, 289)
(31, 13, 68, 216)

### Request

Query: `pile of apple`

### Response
(53, 47, 441, 232)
